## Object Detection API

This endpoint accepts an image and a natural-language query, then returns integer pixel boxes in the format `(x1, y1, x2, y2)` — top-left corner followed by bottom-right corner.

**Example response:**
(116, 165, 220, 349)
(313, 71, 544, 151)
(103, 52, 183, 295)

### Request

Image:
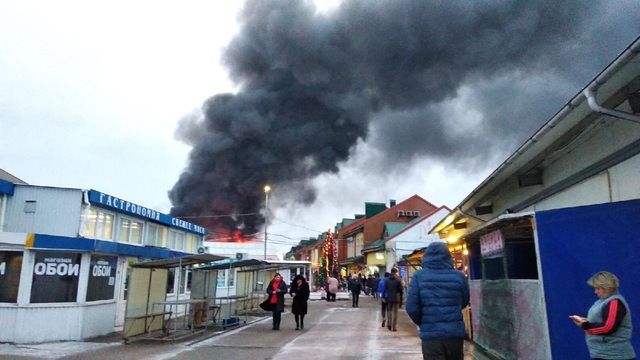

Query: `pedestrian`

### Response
(383, 268, 403, 331)
(290, 274, 310, 330)
(372, 274, 381, 298)
(570, 271, 636, 360)
(326, 274, 339, 302)
(349, 274, 363, 307)
(266, 273, 288, 330)
(377, 272, 390, 328)
(406, 242, 470, 360)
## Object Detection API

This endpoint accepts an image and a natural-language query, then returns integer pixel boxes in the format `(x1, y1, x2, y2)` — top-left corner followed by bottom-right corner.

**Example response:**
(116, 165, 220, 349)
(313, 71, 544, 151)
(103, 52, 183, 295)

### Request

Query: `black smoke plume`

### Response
(169, 0, 639, 238)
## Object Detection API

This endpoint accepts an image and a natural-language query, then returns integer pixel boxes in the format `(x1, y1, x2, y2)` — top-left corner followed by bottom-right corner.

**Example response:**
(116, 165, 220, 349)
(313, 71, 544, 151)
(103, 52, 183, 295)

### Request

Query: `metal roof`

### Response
(132, 254, 229, 269)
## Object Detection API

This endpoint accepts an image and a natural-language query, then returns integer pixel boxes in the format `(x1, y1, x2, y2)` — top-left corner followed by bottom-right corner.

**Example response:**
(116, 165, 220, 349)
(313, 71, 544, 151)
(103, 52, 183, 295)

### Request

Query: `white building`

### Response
(0, 181, 206, 343)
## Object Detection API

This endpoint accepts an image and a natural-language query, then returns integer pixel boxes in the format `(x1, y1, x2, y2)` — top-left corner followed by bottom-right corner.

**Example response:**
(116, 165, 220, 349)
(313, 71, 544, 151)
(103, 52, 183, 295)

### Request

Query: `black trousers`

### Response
(352, 291, 360, 306)
(272, 310, 282, 327)
(421, 338, 464, 360)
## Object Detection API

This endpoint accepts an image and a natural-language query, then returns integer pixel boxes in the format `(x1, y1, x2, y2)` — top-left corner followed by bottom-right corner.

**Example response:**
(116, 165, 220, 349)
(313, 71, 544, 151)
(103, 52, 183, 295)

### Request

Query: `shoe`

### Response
(295, 327, 299, 330)
(392, 328, 397, 332)
(382, 320, 385, 327)
(388, 325, 391, 330)
(272, 326, 277, 330)
(352, 305, 355, 307)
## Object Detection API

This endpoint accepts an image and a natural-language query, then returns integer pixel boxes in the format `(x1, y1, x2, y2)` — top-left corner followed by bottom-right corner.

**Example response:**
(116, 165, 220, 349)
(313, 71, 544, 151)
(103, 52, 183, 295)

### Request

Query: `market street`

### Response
(0, 294, 496, 360)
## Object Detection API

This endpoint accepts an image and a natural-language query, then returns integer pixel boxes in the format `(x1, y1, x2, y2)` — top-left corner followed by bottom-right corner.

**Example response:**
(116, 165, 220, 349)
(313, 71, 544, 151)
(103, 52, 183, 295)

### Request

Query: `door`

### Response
(114, 257, 137, 329)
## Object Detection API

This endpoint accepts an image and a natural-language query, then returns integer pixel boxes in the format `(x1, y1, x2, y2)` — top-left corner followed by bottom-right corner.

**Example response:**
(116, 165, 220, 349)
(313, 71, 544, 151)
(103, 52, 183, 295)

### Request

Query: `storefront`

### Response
(0, 185, 207, 344)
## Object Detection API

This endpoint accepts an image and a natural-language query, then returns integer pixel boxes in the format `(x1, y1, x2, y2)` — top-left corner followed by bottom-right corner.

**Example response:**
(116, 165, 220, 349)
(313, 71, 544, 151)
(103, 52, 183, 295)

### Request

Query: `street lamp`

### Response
(264, 185, 271, 260)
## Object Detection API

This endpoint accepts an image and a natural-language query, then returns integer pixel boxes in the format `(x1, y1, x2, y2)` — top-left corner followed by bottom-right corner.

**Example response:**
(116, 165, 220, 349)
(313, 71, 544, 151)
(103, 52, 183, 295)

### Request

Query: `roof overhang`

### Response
(132, 254, 229, 269)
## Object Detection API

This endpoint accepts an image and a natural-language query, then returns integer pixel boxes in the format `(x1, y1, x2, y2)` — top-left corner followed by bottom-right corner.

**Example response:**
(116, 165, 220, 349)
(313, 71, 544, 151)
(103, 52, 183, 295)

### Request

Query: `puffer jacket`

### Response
(406, 241, 470, 340)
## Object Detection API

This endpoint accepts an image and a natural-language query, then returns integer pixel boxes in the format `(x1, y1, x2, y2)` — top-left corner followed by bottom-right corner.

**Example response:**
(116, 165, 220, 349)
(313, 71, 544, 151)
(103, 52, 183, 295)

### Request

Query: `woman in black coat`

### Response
(266, 273, 288, 330)
(289, 274, 310, 330)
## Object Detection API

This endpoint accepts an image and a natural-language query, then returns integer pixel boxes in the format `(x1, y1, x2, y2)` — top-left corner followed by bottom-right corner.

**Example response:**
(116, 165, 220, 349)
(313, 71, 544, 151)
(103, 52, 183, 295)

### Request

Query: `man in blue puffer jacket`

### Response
(406, 241, 470, 360)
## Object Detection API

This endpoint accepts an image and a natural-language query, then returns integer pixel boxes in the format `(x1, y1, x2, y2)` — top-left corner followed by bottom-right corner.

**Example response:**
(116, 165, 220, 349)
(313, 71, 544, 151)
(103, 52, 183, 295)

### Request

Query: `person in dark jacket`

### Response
(289, 274, 310, 330)
(266, 273, 288, 330)
(383, 268, 403, 331)
(349, 275, 363, 307)
(406, 242, 470, 360)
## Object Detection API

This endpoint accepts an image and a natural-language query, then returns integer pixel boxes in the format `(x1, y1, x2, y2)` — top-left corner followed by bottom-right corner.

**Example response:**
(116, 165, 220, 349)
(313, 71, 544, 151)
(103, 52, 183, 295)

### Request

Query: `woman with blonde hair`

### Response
(570, 271, 636, 360)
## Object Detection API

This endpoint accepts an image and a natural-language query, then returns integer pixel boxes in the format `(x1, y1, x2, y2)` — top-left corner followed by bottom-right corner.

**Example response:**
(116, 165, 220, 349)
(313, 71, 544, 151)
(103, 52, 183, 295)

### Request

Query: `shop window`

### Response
(82, 209, 114, 240)
(217, 270, 227, 288)
(181, 269, 192, 294)
(166, 268, 176, 294)
(0, 251, 23, 303)
(474, 239, 538, 281)
(118, 217, 143, 244)
(186, 234, 200, 253)
(145, 223, 167, 247)
(31, 251, 81, 303)
(86, 255, 117, 301)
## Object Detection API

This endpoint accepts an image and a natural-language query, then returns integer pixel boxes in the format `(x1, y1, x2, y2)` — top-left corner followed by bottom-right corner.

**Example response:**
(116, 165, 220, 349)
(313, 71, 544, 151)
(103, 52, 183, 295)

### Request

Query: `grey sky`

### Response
(1, 1, 639, 252)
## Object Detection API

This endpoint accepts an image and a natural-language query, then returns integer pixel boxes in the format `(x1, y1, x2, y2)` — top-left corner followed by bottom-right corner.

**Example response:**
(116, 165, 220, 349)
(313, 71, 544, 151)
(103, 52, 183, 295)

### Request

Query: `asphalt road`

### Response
(0, 293, 496, 360)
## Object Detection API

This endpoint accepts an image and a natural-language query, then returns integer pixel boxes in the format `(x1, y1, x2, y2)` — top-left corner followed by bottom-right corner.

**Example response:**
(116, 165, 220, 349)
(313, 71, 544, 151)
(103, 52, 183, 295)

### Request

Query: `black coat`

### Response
(348, 278, 363, 294)
(384, 275, 403, 304)
(290, 282, 310, 315)
(266, 279, 288, 312)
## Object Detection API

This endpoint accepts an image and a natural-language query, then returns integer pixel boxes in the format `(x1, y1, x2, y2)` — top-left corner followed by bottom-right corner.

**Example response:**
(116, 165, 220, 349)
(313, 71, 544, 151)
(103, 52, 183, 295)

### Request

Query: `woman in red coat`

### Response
(266, 273, 288, 330)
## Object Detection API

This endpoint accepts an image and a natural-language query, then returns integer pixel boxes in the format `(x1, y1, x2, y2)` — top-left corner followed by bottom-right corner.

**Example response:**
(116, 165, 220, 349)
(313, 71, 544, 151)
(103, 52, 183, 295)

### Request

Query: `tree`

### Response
(323, 230, 338, 278)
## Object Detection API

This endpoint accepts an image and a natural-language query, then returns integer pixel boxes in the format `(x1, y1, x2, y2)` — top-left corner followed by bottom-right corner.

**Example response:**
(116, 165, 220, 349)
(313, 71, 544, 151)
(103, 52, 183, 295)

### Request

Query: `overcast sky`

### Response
(1, 1, 638, 254)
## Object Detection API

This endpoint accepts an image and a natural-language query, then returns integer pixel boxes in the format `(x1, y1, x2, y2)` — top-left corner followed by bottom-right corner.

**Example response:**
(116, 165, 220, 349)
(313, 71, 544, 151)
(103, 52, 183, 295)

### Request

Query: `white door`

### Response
(114, 257, 137, 329)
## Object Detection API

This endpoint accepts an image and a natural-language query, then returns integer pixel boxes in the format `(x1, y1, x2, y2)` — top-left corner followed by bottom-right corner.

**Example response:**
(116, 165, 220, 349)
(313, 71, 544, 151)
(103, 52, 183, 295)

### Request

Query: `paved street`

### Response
(0, 294, 496, 360)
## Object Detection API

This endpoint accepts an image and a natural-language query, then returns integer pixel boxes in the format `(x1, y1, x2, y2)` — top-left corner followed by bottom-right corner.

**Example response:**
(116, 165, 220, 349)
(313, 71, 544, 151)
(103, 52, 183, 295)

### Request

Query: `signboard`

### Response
(30, 251, 81, 303)
(480, 230, 505, 257)
(86, 255, 117, 301)
(0, 251, 23, 303)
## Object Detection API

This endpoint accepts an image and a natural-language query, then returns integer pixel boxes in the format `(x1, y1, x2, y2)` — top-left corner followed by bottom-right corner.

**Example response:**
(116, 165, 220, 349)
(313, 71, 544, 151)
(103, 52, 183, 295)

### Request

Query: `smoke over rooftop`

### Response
(169, 0, 639, 238)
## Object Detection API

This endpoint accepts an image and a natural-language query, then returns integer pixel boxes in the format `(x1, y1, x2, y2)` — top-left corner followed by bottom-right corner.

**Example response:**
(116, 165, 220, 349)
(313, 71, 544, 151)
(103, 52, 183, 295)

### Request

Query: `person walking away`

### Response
(377, 272, 390, 327)
(372, 274, 381, 299)
(326, 275, 339, 302)
(266, 273, 288, 330)
(383, 268, 403, 331)
(570, 271, 636, 360)
(349, 275, 363, 307)
(290, 274, 310, 330)
(406, 242, 470, 360)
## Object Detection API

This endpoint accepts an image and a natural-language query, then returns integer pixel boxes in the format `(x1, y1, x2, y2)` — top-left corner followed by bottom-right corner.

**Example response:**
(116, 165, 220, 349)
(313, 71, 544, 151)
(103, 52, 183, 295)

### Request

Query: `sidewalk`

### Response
(0, 293, 498, 360)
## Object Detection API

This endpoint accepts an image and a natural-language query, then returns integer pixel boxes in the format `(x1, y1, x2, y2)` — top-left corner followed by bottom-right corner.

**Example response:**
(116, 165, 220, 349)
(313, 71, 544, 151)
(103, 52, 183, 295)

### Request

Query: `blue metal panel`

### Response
(29, 234, 191, 259)
(0, 179, 15, 195)
(88, 190, 207, 235)
(536, 200, 640, 359)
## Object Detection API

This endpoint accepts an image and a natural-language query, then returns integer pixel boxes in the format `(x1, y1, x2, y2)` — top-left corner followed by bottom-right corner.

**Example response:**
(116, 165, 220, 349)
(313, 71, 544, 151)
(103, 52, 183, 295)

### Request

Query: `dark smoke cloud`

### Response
(169, 0, 639, 237)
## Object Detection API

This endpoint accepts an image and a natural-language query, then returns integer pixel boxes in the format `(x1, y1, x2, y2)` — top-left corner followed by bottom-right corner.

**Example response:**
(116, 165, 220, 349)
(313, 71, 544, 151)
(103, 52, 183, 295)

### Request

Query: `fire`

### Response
(206, 229, 259, 243)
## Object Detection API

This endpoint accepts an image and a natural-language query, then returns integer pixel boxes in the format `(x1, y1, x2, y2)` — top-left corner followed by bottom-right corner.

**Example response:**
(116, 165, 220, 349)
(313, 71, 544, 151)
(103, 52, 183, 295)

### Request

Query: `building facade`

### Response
(0, 181, 205, 343)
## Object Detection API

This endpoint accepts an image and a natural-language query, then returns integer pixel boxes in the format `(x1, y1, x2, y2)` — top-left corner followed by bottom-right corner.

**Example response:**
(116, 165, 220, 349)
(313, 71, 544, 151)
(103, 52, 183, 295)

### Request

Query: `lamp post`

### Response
(263, 185, 271, 260)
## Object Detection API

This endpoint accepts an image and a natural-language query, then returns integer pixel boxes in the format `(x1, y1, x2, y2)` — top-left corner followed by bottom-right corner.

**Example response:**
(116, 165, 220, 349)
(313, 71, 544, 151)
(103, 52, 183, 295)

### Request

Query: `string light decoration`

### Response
(323, 230, 338, 278)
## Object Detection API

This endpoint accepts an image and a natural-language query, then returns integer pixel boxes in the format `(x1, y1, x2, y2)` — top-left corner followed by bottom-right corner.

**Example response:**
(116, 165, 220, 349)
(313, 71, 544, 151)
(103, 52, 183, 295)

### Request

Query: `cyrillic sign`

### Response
(88, 190, 207, 235)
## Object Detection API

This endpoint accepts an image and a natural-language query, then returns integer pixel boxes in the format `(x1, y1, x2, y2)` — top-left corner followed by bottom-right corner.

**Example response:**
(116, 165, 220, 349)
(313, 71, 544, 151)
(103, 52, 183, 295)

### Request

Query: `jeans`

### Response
(352, 291, 360, 306)
(387, 302, 399, 329)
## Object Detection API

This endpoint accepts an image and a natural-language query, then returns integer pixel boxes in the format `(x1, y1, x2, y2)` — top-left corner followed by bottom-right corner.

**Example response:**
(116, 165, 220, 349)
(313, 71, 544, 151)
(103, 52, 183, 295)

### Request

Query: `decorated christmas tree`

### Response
(323, 230, 338, 278)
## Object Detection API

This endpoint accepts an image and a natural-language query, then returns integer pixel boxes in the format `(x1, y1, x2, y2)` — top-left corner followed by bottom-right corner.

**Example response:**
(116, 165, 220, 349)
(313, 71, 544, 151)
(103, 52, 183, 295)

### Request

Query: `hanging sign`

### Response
(480, 230, 505, 257)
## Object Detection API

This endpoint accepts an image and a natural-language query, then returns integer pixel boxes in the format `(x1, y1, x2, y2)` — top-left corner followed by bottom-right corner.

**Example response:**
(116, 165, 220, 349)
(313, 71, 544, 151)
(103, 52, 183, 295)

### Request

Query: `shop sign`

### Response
(87, 255, 117, 301)
(31, 251, 81, 303)
(480, 230, 505, 257)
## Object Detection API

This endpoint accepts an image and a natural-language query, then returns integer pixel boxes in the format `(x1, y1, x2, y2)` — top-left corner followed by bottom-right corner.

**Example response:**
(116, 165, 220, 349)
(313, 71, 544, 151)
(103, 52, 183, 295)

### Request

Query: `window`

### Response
(181, 269, 192, 294)
(228, 268, 235, 287)
(166, 268, 176, 294)
(145, 223, 167, 247)
(217, 270, 226, 287)
(186, 234, 200, 253)
(167, 229, 186, 251)
(118, 217, 143, 244)
(24, 200, 36, 213)
(82, 209, 114, 240)
(31, 251, 81, 303)
(86, 255, 117, 301)
(0, 251, 23, 303)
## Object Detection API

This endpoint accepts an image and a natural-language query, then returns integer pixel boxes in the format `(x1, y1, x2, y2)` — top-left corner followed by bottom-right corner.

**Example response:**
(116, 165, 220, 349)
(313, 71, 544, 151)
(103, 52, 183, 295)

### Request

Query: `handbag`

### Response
(260, 298, 274, 312)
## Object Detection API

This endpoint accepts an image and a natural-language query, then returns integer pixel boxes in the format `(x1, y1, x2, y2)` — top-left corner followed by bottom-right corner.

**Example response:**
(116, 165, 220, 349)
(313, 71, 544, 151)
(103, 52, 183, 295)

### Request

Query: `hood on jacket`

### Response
(422, 241, 453, 269)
